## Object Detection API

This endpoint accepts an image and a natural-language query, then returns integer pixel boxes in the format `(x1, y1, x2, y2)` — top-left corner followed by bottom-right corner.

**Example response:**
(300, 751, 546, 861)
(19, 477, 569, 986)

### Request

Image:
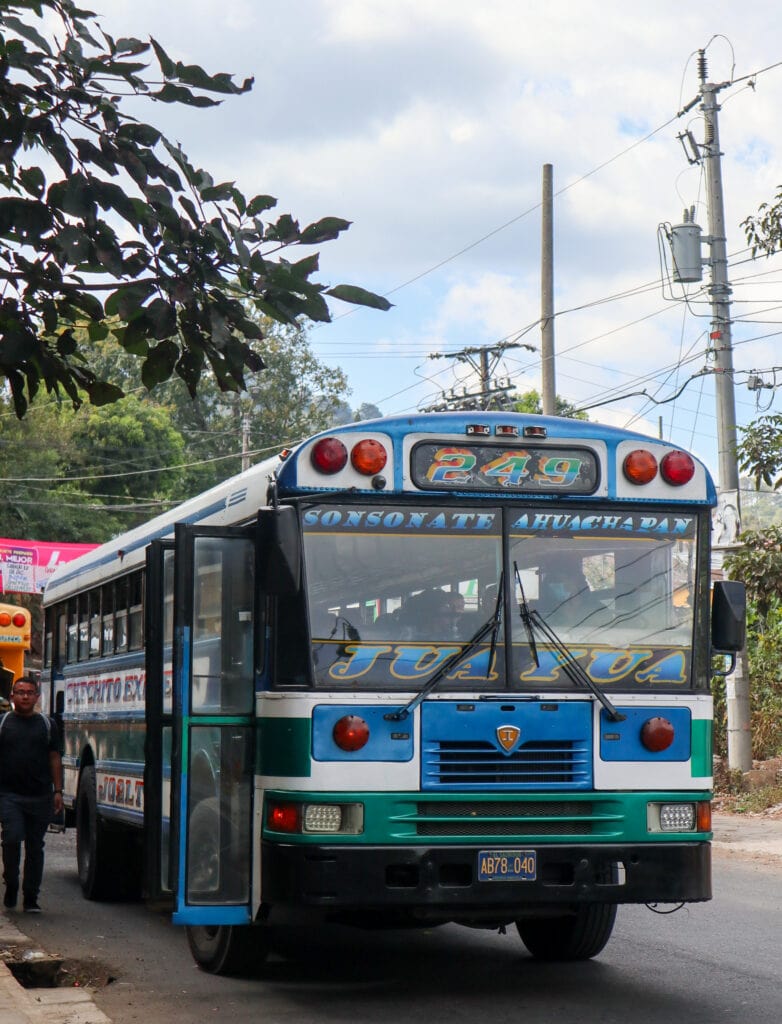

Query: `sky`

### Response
(86, 1, 782, 483)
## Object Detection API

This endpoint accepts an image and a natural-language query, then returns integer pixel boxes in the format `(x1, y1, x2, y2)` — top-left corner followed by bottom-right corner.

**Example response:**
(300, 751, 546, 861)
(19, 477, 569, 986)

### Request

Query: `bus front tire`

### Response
(516, 903, 617, 961)
(186, 925, 268, 976)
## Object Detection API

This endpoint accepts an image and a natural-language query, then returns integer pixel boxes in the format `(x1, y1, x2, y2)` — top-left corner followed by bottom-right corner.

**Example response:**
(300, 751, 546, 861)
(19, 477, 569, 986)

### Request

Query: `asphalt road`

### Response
(8, 831, 782, 1024)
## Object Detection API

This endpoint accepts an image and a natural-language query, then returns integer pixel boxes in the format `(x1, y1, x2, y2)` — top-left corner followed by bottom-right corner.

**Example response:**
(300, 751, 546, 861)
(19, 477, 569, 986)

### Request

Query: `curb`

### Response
(0, 914, 109, 1024)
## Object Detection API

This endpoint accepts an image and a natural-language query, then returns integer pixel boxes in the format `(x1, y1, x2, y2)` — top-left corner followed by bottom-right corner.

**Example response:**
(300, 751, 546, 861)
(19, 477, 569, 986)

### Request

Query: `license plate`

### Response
(477, 849, 537, 882)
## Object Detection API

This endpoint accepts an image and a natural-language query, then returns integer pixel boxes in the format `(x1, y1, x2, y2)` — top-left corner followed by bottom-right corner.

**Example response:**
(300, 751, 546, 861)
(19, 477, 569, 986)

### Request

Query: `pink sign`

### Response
(0, 538, 98, 594)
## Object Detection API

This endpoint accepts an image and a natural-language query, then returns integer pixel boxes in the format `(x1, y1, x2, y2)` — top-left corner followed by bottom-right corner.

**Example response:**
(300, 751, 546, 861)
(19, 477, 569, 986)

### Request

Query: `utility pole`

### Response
(423, 340, 535, 412)
(694, 50, 752, 772)
(541, 164, 556, 415)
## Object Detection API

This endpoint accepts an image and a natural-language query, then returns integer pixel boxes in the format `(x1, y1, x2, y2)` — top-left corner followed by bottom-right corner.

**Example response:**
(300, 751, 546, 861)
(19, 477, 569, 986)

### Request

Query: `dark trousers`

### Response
(0, 793, 52, 899)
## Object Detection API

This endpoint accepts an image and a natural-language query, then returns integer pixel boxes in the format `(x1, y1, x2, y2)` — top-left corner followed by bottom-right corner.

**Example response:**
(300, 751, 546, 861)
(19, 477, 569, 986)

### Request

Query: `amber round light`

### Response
(333, 715, 370, 752)
(311, 437, 348, 474)
(623, 449, 658, 485)
(640, 716, 675, 752)
(351, 439, 388, 476)
(660, 450, 695, 486)
(0, 613, 10, 627)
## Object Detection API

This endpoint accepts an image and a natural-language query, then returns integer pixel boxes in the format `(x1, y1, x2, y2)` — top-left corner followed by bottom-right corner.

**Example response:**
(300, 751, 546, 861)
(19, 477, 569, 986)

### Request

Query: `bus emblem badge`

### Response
(496, 725, 521, 752)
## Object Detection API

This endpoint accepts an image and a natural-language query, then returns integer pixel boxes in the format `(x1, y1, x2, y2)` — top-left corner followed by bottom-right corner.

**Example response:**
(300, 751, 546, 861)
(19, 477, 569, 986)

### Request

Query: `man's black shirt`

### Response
(0, 713, 60, 797)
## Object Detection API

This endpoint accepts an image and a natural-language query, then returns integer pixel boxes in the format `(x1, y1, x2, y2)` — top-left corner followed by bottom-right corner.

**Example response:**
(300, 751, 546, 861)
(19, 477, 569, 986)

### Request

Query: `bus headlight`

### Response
(303, 802, 364, 834)
(647, 801, 710, 833)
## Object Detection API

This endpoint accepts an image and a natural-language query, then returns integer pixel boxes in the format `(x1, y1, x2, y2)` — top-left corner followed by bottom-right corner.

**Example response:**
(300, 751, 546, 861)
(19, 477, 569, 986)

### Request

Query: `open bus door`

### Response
(146, 525, 260, 972)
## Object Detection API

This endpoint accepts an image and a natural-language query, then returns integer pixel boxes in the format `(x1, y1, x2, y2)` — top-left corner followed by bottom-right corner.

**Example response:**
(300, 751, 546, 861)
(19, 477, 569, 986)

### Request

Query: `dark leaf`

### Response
(150, 38, 175, 78)
(247, 194, 277, 216)
(152, 83, 219, 108)
(142, 339, 180, 388)
(326, 284, 393, 311)
(18, 166, 46, 199)
(87, 381, 125, 405)
(2, 15, 53, 55)
(300, 217, 352, 245)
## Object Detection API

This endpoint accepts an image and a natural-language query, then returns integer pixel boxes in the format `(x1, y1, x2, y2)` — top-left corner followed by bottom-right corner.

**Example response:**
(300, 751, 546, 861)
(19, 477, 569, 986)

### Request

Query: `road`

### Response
(8, 832, 782, 1024)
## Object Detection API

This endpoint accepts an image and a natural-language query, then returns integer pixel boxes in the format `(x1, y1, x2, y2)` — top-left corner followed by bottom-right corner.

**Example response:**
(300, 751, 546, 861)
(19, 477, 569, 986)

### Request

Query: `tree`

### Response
(354, 402, 383, 422)
(512, 389, 588, 419)
(0, 1, 390, 417)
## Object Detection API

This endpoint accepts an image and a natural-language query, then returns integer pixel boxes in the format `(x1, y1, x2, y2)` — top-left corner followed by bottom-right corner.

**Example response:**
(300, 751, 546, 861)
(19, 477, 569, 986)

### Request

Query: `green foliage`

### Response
(723, 525, 782, 623)
(743, 187, 782, 257)
(735, 415, 782, 489)
(0, 1, 390, 417)
(512, 389, 588, 419)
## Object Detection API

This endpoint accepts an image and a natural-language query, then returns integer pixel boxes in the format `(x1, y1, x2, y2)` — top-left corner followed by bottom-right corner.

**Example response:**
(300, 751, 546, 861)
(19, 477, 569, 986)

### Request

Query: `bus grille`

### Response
(414, 800, 595, 837)
(423, 739, 590, 789)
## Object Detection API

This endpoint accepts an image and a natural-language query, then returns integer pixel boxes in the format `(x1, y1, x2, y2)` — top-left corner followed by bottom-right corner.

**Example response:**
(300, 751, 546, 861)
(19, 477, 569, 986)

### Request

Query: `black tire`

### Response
(76, 766, 119, 900)
(186, 924, 268, 976)
(516, 903, 617, 961)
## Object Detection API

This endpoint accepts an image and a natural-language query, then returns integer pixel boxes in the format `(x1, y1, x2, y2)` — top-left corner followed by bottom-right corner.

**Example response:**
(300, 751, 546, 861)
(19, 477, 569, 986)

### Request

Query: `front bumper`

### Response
(261, 839, 711, 915)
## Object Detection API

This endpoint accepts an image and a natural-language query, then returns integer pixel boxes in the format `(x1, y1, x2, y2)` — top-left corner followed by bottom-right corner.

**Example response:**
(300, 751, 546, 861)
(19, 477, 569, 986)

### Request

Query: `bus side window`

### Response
(67, 598, 78, 664)
(78, 594, 89, 661)
(56, 607, 67, 672)
(89, 589, 101, 657)
(102, 582, 115, 656)
(115, 576, 129, 653)
(128, 571, 144, 651)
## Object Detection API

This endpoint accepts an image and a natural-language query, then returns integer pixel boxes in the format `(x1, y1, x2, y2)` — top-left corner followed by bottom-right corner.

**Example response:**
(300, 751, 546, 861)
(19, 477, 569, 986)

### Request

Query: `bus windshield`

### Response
(302, 502, 698, 692)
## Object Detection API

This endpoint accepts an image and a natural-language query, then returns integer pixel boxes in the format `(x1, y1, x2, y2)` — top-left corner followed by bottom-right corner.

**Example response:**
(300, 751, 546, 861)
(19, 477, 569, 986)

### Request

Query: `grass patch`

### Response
(716, 783, 782, 815)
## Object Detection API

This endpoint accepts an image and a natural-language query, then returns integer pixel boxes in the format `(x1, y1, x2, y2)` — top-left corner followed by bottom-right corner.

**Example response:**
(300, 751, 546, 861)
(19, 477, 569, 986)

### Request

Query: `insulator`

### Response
(698, 49, 708, 81)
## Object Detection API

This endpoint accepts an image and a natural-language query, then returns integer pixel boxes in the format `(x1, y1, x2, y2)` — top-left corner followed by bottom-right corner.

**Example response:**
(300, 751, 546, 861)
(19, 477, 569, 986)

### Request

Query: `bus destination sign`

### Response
(411, 442, 599, 494)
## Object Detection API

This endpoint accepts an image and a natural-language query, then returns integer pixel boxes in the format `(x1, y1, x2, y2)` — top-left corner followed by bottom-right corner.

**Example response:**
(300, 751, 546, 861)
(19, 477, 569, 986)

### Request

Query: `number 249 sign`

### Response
(411, 443, 599, 494)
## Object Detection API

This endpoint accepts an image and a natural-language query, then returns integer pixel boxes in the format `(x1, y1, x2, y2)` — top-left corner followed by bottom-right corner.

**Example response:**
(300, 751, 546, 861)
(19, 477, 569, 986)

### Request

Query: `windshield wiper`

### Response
(386, 576, 504, 722)
(523, 603, 626, 723)
(514, 562, 539, 668)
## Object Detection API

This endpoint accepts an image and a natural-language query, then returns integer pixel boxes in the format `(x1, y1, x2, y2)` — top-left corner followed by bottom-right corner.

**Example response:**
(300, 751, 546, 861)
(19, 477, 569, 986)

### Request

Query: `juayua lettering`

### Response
(327, 643, 687, 686)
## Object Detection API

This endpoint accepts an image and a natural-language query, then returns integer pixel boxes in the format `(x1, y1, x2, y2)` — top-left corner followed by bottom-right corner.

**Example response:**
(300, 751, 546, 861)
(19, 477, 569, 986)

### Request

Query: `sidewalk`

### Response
(712, 811, 782, 862)
(0, 913, 109, 1024)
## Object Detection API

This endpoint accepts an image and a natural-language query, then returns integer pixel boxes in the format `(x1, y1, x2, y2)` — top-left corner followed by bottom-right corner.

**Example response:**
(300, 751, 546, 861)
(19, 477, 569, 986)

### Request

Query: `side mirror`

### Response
(258, 506, 301, 595)
(711, 579, 746, 654)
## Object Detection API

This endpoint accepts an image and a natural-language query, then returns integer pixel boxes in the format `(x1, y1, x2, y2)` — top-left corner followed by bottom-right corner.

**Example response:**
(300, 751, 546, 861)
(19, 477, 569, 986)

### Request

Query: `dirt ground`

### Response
(712, 755, 782, 818)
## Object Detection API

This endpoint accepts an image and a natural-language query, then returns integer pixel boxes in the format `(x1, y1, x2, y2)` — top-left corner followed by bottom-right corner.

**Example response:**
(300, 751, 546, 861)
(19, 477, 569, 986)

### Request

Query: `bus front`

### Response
(260, 412, 729, 960)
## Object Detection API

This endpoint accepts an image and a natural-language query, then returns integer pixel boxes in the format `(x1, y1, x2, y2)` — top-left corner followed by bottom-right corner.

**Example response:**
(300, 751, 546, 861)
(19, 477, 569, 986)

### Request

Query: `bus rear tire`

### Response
(76, 766, 117, 901)
(186, 925, 268, 976)
(516, 903, 617, 961)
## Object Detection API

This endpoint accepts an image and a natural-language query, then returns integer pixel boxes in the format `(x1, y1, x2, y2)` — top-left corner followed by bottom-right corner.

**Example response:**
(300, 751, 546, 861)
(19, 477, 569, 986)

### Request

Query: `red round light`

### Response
(640, 716, 675, 752)
(311, 437, 348, 474)
(333, 715, 370, 752)
(268, 804, 299, 833)
(660, 450, 695, 486)
(351, 439, 388, 476)
(0, 613, 10, 627)
(623, 449, 658, 485)
(11, 613, 26, 628)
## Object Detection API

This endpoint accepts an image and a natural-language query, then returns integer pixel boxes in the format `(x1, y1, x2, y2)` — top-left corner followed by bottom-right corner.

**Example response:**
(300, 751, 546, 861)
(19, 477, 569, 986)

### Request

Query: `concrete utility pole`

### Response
(541, 164, 556, 415)
(696, 51, 752, 772)
(424, 340, 535, 412)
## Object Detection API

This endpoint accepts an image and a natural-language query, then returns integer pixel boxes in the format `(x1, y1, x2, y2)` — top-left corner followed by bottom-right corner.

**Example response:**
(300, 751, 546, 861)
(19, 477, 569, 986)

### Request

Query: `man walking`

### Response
(0, 678, 63, 913)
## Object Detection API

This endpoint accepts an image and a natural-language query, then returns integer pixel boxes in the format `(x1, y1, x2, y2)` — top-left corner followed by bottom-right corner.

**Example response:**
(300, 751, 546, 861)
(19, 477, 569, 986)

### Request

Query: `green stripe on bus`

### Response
(690, 718, 712, 778)
(257, 717, 312, 778)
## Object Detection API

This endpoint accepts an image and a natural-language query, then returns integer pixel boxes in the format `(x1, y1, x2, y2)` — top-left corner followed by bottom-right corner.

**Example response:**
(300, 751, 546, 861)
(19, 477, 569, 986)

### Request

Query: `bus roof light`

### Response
(311, 437, 348, 474)
(660, 450, 695, 486)
(466, 424, 491, 436)
(623, 449, 658, 485)
(523, 425, 548, 439)
(351, 439, 387, 476)
(495, 425, 519, 437)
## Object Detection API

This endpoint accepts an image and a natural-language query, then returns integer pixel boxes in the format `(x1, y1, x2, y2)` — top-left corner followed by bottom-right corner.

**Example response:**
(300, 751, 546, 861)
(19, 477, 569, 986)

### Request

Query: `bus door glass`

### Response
(171, 525, 256, 926)
(144, 540, 175, 899)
